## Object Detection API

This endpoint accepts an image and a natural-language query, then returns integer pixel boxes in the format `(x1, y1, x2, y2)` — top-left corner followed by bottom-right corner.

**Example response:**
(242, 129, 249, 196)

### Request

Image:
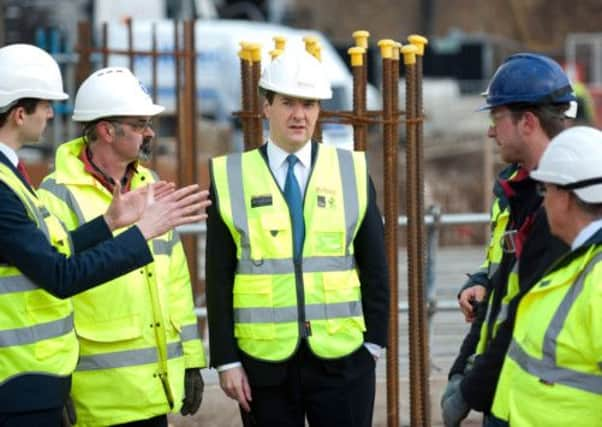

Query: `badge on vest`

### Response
(317, 195, 335, 208)
(251, 195, 273, 208)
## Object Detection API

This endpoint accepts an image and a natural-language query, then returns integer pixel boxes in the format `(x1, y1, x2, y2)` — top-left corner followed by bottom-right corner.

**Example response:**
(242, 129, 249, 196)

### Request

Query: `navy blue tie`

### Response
(284, 155, 304, 258)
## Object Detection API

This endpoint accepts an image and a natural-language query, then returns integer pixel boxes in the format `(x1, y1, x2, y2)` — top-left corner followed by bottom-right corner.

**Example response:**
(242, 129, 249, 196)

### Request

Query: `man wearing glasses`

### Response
(38, 67, 206, 427)
(441, 54, 576, 426)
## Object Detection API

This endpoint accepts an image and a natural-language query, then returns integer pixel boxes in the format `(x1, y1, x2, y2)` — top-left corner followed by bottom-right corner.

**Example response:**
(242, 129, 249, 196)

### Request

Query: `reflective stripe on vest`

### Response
(77, 341, 183, 371)
(236, 254, 355, 275)
(39, 178, 86, 224)
(152, 236, 179, 256)
(235, 300, 363, 323)
(508, 252, 602, 395)
(0, 274, 38, 294)
(0, 313, 73, 347)
(180, 324, 200, 341)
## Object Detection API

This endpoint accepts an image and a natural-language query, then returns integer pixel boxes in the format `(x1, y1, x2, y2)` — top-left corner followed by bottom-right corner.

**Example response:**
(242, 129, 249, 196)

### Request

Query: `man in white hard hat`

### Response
(488, 126, 602, 426)
(0, 45, 208, 427)
(205, 46, 389, 426)
(38, 67, 206, 427)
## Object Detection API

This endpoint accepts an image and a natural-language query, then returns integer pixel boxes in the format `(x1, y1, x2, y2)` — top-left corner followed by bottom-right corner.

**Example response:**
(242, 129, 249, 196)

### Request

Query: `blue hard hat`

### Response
(479, 53, 576, 110)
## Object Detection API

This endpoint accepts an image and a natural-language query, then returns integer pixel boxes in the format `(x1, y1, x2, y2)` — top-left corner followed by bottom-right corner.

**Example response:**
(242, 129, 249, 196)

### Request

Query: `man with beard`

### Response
(38, 67, 206, 427)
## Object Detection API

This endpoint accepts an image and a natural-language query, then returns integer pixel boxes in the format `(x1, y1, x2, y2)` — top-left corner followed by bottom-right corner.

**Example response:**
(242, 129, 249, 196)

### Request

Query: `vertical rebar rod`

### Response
(249, 44, 263, 149)
(126, 17, 133, 72)
(349, 46, 367, 151)
(238, 43, 253, 150)
(379, 38, 399, 427)
(75, 22, 92, 89)
(408, 34, 431, 427)
(150, 22, 159, 170)
(352, 31, 370, 151)
(179, 20, 200, 317)
(403, 43, 428, 427)
(101, 23, 108, 68)
(174, 21, 181, 161)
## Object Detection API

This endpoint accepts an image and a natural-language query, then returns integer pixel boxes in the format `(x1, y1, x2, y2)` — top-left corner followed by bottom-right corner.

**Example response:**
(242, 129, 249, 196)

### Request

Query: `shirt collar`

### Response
(80, 146, 138, 193)
(0, 142, 19, 167)
(572, 218, 602, 250)
(266, 139, 312, 170)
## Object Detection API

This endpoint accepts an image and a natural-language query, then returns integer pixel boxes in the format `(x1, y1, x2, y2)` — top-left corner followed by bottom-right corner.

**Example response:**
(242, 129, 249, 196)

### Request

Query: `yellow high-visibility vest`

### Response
(211, 145, 368, 360)
(0, 163, 76, 385)
(39, 138, 206, 426)
(492, 245, 602, 426)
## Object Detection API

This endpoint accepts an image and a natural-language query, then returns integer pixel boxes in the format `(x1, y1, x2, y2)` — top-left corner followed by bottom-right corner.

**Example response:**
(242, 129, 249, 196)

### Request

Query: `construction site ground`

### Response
(168, 245, 486, 426)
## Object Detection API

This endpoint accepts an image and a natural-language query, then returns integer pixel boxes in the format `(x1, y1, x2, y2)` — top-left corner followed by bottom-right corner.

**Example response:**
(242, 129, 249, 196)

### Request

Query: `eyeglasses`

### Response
(108, 118, 153, 133)
(489, 110, 511, 128)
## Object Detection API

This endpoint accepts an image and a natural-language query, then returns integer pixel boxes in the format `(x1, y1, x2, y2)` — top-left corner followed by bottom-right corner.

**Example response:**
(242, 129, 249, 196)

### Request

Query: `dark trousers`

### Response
(113, 414, 168, 427)
(0, 408, 62, 427)
(241, 343, 376, 427)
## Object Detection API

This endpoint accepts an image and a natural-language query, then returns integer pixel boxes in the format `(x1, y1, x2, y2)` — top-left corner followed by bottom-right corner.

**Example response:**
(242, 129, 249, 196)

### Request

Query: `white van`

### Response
(104, 19, 381, 149)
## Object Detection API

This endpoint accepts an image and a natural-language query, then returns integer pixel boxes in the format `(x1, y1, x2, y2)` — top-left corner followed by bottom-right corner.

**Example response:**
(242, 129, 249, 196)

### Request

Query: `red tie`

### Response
(16, 161, 32, 186)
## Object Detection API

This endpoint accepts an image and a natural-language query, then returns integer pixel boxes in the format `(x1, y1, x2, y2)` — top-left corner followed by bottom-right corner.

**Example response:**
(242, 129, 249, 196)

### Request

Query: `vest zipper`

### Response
(294, 259, 310, 337)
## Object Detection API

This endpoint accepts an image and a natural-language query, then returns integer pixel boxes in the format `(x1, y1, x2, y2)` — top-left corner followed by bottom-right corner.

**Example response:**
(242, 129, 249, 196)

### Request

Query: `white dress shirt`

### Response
(0, 142, 19, 167)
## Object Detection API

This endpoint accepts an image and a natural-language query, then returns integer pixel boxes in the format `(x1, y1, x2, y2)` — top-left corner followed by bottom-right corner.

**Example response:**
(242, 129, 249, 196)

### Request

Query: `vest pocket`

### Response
(258, 213, 291, 257)
(233, 277, 275, 340)
(312, 231, 345, 255)
(75, 313, 142, 343)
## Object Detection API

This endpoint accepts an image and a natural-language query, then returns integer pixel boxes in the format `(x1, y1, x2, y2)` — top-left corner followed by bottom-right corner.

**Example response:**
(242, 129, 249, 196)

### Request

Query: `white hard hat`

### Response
(0, 44, 68, 110)
(531, 126, 602, 203)
(73, 67, 164, 122)
(258, 48, 332, 100)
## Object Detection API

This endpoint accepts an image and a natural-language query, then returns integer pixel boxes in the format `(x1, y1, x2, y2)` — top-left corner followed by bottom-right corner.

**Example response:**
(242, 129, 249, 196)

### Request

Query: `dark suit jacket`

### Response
(205, 143, 389, 386)
(0, 152, 153, 412)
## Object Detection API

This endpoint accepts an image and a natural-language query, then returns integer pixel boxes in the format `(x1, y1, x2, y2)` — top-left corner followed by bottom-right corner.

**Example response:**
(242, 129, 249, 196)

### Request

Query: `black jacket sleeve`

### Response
(70, 215, 113, 253)
(205, 180, 239, 367)
(354, 178, 389, 347)
(0, 182, 153, 299)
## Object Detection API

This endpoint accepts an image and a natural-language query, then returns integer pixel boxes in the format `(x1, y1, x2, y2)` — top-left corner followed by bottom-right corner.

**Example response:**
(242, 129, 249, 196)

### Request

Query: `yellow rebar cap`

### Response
(407, 35, 428, 56)
(238, 42, 251, 62)
(401, 44, 419, 65)
(248, 43, 262, 62)
(273, 35, 286, 51)
(348, 46, 365, 66)
(352, 30, 370, 49)
(378, 39, 395, 59)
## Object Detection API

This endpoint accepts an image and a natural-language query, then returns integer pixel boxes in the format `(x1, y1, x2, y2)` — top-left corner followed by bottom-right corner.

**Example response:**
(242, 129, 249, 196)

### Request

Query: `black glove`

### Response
(181, 368, 204, 415)
(441, 374, 470, 427)
(61, 395, 77, 427)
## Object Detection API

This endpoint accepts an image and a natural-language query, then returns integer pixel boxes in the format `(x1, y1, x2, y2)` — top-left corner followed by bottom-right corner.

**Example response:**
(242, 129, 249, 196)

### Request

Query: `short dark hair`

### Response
(0, 98, 42, 128)
(507, 103, 570, 139)
(260, 88, 275, 104)
(82, 117, 126, 144)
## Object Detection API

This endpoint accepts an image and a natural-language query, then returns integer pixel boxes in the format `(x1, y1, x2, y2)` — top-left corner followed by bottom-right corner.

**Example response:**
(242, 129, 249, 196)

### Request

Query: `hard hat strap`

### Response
(560, 176, 602, 190)
(537, 84, 573, 104)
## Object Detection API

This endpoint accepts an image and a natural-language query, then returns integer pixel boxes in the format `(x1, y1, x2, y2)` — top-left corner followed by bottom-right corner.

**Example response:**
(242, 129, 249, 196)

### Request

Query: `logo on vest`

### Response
(317, 194, 336, 209)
